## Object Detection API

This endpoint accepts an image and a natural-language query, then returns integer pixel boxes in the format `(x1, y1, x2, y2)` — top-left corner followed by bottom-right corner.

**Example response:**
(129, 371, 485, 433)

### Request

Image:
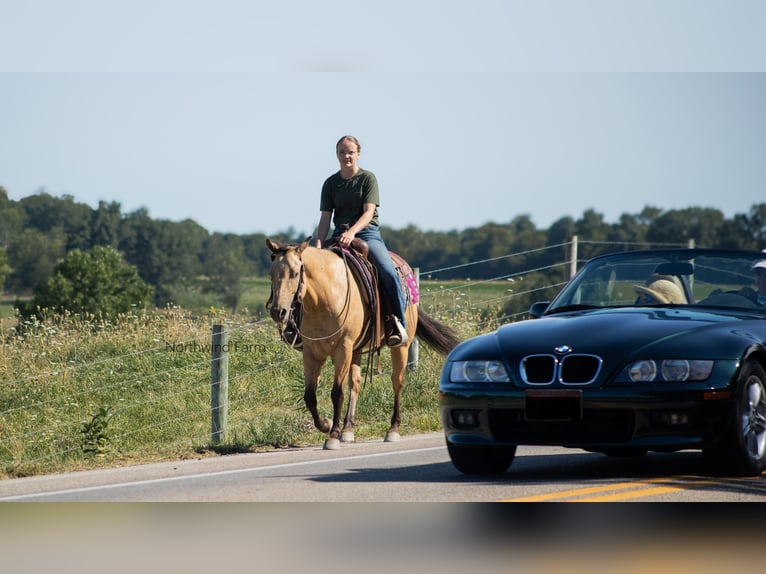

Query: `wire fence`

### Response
(0, 238, 688, 476)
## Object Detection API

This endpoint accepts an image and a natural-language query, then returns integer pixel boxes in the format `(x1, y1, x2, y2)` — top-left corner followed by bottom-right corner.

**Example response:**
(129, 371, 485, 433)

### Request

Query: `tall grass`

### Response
(0, 282, 492, 479)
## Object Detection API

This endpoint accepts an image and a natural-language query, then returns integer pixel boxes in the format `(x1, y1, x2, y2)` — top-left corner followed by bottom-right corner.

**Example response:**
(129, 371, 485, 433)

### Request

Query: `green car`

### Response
(439, 248, 766, 476)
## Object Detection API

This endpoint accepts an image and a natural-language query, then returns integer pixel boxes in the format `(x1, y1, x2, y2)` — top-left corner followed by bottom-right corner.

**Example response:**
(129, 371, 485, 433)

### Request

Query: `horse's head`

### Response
(266, 237, 312, 329)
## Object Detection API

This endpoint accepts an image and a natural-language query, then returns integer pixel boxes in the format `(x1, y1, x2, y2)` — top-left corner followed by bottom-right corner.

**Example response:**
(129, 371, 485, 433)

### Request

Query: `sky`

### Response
(1, 1, 765, 238)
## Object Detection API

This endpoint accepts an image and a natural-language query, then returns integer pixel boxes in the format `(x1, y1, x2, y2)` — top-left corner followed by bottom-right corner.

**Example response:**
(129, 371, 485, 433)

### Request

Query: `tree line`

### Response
(1, 187, 765, 314)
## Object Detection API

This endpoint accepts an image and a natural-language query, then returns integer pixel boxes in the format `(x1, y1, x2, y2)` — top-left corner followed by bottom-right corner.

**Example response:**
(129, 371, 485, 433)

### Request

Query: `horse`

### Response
(266, 236, 460, 450)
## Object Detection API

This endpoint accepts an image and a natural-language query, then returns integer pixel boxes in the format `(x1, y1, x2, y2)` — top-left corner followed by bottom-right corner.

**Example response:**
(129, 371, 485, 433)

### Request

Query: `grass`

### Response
(0, 279, 510, 479)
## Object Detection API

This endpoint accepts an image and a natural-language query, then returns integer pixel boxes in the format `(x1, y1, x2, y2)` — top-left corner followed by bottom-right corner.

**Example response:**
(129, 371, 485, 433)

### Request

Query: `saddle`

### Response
(327, 237, 418, 352)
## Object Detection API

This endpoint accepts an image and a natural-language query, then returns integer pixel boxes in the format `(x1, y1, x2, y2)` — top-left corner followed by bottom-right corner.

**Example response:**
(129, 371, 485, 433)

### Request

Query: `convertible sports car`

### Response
(439, 248, 766, 476)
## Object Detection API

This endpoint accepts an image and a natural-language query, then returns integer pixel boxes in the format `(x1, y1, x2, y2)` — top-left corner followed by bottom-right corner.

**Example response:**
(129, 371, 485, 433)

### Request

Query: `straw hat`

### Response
(634, 277, 686, 304)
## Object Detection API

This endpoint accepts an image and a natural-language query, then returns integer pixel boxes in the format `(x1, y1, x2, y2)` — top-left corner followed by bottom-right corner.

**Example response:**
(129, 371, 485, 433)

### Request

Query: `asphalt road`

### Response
(1, 432, 764, 502)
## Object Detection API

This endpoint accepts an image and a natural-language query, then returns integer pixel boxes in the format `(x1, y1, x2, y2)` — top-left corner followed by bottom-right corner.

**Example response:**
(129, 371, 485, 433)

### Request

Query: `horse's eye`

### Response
(270, 254, 276, 261)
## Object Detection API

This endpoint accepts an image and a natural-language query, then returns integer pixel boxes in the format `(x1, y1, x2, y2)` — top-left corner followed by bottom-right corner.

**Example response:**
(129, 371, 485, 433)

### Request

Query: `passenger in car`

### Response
(634, 274, 687, 304)
(748, 260, 766, 305)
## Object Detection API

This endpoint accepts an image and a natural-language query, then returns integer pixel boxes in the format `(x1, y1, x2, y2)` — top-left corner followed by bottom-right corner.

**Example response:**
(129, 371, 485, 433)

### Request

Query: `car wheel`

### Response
(446, 441, 516, 475)
(709, 361, 766, 476)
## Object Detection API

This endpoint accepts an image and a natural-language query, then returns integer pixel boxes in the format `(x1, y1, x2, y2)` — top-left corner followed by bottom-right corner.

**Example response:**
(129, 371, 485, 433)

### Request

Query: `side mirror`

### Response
(529, 301, 550, 318)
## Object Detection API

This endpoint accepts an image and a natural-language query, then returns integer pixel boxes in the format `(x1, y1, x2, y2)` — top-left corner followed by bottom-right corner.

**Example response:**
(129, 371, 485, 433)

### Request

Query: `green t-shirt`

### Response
(320, 168, 380, 228)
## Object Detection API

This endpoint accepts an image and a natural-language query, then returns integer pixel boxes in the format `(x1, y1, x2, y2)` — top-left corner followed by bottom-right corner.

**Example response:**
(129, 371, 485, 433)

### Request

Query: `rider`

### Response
(315, 135, 409, 347)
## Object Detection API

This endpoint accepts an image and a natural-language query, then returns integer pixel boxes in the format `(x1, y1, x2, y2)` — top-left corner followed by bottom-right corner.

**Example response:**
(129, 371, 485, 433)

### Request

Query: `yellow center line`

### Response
(502, 478, 668, 502)
(502, 476, 734, 502)
(574, 485, 684, 501)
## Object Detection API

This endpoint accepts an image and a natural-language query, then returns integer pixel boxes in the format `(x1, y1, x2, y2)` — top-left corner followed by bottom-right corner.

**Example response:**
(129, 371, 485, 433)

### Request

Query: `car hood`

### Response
(452, 307, 764, 363)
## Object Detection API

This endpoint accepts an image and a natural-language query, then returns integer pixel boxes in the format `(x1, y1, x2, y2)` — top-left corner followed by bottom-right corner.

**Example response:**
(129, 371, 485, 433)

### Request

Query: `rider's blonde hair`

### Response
(336, 135, 361, 153)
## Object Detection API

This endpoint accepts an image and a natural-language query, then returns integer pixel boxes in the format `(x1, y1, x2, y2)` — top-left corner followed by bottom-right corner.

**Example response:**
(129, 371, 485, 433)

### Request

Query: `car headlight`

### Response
(450, 360, 510, 383)
(621, 359, 714, 382)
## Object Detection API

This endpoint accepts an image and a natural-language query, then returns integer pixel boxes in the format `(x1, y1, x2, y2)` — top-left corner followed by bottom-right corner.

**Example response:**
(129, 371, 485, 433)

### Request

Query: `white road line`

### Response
(0, 446, 446, 501)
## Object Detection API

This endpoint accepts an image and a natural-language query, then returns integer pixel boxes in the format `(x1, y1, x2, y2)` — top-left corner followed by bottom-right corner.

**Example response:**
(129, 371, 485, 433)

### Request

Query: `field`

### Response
(0, 279, 513, 479)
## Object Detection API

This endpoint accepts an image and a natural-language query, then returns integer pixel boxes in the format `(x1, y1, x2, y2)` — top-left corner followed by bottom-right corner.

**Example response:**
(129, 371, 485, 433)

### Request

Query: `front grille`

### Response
(520, 354, 603, 385)
(521, 355, 556, 384)
(561, 355, 602, 384)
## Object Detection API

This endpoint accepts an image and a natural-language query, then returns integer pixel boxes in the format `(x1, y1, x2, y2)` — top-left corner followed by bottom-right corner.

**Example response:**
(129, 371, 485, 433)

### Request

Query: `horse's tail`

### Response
(415, 310, 461, 355)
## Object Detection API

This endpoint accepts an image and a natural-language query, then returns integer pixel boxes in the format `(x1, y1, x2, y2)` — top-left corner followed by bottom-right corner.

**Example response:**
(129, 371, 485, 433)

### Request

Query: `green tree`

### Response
(241, 232, 273, 276)
(609, 213, 649, 246)
(90, 200, 122, 248)
(729, 203, 766, 250)
(546, 216, 577, 248)
(0, 247, 11, 293)
(636, 205, 664, 228)
(647, 207, 724, 248)
(118, 208, 156, 282)
(202, 233, 252, 313)
(0, 187, 26, 249)
(119, 210, 207, 305)
(384, 224, 463, 277)
(459, 223, 515, 279)
(575, 209, 612, 259)
(6, 228, 66, 292)
(507, 215, 547, 271)
(22, 246, 152, 319)
(19, 191, 92, 250)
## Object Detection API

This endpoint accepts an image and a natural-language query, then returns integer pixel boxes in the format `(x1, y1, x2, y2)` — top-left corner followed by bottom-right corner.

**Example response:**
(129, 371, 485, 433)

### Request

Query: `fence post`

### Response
(407, 267, 420, 371)
(569, 235, 578, 279)
(210, 324, 229, 446)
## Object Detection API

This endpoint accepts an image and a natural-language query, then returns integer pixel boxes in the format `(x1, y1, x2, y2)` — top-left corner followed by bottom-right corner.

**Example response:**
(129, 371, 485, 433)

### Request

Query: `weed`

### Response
(81, 406, 115, 456)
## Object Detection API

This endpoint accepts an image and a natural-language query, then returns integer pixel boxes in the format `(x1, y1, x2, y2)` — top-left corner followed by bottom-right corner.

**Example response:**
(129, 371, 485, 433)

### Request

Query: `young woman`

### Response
(316, 135, 409, 346)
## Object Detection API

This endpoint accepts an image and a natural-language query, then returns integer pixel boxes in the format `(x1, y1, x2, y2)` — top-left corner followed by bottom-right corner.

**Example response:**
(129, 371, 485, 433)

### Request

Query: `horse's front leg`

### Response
(341, 351, 363, 443)
(324, 345, 353, 450)
(303, 355, 331, 435)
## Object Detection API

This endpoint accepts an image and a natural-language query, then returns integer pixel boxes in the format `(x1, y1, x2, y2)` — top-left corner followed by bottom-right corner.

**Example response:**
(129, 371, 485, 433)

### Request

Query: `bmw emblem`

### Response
(554, 345, 573, 355)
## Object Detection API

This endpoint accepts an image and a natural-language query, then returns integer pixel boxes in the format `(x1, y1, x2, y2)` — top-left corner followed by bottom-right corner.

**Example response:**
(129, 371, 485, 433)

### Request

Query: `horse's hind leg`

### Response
(341, 352, 362, 443)
(385, 345, 409, 442)
(303, 357, 331, 435)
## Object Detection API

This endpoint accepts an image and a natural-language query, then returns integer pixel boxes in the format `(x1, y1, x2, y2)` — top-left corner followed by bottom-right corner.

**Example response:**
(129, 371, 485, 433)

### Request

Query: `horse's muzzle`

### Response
(269, 304, 288, 325)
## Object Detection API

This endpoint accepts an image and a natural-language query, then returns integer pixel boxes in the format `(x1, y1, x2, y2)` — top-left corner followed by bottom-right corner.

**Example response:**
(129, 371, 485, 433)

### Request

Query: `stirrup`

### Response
(387, 316, 409, 348)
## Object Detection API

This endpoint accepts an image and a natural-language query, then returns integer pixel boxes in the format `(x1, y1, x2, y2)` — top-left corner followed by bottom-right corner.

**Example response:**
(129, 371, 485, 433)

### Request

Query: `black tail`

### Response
(415, 310, 461, 355)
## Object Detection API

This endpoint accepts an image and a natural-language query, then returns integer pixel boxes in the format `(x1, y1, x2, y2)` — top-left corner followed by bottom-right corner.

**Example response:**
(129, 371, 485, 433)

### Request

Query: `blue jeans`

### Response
(333, 225, 407, 327)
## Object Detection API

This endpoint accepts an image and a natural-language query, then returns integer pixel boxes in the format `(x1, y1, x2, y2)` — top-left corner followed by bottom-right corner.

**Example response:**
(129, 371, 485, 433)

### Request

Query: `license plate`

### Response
(524, 389, 583, 422)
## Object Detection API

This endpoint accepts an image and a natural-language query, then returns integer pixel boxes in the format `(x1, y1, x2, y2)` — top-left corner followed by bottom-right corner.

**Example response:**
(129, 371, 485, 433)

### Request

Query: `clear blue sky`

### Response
(1, 1, 765, 237)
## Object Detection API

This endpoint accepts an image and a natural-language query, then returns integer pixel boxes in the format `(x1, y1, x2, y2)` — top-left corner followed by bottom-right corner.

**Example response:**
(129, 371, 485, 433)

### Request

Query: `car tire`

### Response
(446, 441, 516, 475)
(707, 361, 766, 476)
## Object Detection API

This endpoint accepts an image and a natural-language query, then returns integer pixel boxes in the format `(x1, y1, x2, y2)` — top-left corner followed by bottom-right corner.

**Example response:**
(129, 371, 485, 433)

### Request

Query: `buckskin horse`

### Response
(266, 237, 460, 450)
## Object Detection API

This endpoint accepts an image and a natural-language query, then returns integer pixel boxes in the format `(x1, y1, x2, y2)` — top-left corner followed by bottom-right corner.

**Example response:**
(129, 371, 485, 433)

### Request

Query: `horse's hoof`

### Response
(341, 430, 355, 443)
(384, 431, 401, 442)
(323, 438, 341, 450)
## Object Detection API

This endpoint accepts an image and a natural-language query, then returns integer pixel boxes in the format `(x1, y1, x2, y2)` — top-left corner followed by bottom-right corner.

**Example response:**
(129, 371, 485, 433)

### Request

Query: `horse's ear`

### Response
(266, 238, 282, 253)
(297, 236, 313, 254)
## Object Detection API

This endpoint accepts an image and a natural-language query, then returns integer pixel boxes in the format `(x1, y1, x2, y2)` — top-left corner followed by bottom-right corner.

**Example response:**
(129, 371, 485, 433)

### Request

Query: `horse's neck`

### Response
(300, 247, 351, 312)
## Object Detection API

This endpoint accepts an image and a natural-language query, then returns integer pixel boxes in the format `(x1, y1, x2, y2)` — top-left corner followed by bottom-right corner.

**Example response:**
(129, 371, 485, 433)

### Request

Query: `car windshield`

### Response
(546, 249, 766, 313)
